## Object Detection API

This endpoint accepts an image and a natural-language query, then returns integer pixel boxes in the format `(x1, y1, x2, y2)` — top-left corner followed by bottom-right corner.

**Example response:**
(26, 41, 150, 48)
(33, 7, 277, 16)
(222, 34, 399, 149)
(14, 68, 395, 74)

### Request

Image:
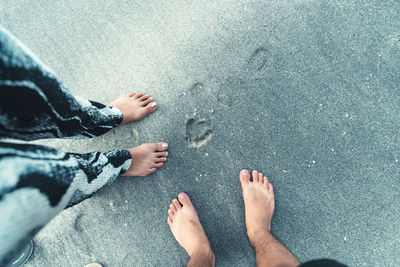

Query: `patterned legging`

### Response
(0, 27, 132, 265)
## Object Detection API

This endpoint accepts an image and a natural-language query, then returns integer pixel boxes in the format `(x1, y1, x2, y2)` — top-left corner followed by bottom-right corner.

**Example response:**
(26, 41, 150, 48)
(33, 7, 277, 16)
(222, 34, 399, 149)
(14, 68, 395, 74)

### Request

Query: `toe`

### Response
(128, 92, 136, 97)
(138, 94, 149, 101)
(172, 198, 181, 210)
(263, 176, 269, 185)
(252, 170, 259, 182)
(170, 203, 177, 212)
(155, 157, 167, 163)
(178, 192, 194, 208)
(155, 151, 168, 158)
(239, 169, 250, 187)
(148, 168, 157, 174)
(268, 183, 274, 192)
(141, 97, 154, 106)
(167, 216, 173, 226)
(156, 142, 168, 151)
(146, 101, 158, 112)
(135, 93, 144, 98)
(152, 162, 163, 168)
(258, 172, 264, 183)
(168, 209, 174, 217)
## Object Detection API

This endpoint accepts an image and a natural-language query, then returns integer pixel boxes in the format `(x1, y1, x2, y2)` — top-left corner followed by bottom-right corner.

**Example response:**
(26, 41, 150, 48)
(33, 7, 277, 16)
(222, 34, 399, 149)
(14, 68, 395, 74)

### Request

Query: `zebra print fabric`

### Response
(0, 26, 132, 266)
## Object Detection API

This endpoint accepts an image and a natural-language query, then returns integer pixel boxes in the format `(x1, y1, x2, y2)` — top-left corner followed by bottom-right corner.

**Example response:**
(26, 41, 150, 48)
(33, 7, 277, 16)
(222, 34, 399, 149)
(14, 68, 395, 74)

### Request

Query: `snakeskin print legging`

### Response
(0, 27, 132, 265)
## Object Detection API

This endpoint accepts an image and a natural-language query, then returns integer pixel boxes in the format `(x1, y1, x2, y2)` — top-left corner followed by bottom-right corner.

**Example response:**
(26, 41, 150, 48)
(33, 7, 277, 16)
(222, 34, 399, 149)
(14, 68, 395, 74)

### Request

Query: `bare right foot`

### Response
(239, 169, 300, 267)
(239, 169, 275, 245)
(167, 193, 215, 267)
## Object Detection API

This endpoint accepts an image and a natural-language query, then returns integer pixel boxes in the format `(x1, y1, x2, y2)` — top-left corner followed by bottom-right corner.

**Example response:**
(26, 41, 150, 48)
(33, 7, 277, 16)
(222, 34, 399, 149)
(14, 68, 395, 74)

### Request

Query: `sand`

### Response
(1, 0, 400, 266)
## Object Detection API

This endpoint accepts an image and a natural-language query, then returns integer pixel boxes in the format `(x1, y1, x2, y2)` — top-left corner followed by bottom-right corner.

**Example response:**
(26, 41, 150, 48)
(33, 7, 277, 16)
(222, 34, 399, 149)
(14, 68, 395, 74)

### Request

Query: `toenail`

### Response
(162, 143, 168, 148)
(178, 193, 185, 199)
(151, 102, 157, 107)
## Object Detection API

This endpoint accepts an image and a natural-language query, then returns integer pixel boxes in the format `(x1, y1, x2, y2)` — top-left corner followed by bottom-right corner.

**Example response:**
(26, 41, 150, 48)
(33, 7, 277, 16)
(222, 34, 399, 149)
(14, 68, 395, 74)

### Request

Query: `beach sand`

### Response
(1, 0, 400, 266)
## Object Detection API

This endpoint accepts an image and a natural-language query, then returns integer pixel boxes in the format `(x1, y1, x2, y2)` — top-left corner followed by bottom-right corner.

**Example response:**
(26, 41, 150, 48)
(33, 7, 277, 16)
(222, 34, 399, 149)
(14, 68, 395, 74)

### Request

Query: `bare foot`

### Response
(167, 193, 215, 265)
(239, 170, 300, 266)
(239, 169, 275, 244)
(109, 92, 158, 125)
(121, 142, 168, 176)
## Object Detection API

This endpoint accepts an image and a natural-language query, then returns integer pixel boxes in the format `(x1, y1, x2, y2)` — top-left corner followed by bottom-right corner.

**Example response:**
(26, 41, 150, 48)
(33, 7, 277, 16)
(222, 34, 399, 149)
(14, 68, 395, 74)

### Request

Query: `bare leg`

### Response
(239, 169, 300, 267)
(167, 193, 215, 267)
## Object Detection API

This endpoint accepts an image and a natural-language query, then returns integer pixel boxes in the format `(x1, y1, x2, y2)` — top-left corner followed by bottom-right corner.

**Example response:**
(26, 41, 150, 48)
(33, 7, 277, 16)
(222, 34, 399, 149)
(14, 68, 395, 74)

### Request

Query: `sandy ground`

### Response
(1, 0, 400, 266)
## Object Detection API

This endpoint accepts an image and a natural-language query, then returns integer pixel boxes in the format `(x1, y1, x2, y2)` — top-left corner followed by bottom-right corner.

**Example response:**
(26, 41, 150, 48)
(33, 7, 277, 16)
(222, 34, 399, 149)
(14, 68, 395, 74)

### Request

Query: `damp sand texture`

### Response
(1, 1, 400, 266)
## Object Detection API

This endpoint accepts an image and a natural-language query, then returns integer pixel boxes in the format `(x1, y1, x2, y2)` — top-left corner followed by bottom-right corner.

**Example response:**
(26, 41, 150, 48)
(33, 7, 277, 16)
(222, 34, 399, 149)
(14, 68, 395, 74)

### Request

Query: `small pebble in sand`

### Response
(395, 159, 398, 163)
(282, 170, 288, 173)
(312, 160, 316, 164)
(342, 130, 347, 135)
(345, 113, 349, 118)
(344, 236, 347, 241)
(205, 153, 209, 157)
(125, 200, 128, 203)
(132, 128, 139, 139)
(109, 202, 113, 206)
(319, 103, 323, 107)
(84, 263, 102, 267)
(331, 148, 335, 152)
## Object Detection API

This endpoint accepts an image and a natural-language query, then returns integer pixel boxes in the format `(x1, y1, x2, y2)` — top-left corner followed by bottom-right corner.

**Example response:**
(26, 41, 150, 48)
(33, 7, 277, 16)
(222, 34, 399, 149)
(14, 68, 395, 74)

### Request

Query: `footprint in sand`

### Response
(248, 47, 270, 71)
(217, 92, 231, 107)
(72, 213, 92, 253)
(186, 118, 213, 148)
(189, 82, 209, 95)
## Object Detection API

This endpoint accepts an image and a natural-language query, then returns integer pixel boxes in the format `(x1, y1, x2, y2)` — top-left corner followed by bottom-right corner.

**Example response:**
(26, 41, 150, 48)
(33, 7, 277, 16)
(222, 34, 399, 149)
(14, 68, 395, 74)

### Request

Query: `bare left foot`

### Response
(121, 142, 168, 176)
(109, 92, 158, 125)
(167, 193, 215, 266)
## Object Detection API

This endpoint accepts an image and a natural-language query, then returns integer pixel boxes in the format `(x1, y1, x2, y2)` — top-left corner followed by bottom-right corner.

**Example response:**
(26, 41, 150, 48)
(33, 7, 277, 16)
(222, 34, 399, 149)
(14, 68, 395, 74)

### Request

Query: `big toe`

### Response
(146, 101, 158, 112)
(178, 192, 194, 208)
(239, 169, 250, 187)
(156, 142, 168, 151)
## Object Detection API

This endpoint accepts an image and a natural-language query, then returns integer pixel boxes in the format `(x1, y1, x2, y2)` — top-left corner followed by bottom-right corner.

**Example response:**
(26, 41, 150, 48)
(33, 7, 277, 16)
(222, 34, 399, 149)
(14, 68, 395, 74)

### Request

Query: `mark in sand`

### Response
(249, 47, 269, 71)
(217, 93, 231, 106)
(190, 83, 204, 93)
(189, 82, 211, 95)
(132, 127, 139, 139)
(186, 118, 213, 147)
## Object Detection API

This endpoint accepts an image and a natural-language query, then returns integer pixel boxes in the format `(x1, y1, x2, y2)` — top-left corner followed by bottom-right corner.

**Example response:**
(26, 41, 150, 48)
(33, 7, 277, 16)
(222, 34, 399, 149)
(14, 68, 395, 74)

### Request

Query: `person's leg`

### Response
(0, 26, 157, 141)
(167, 193, 215, 267)
(299, 259, 348, 267)
(239, 169, 300, 267)
(0, 141, 168, 266)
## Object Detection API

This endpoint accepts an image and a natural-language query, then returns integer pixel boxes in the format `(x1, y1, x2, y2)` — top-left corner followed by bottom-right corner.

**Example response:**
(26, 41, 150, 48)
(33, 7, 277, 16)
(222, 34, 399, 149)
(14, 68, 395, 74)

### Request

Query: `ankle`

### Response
(247, 230, 272, 247)
(189, 247, 215, 265)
